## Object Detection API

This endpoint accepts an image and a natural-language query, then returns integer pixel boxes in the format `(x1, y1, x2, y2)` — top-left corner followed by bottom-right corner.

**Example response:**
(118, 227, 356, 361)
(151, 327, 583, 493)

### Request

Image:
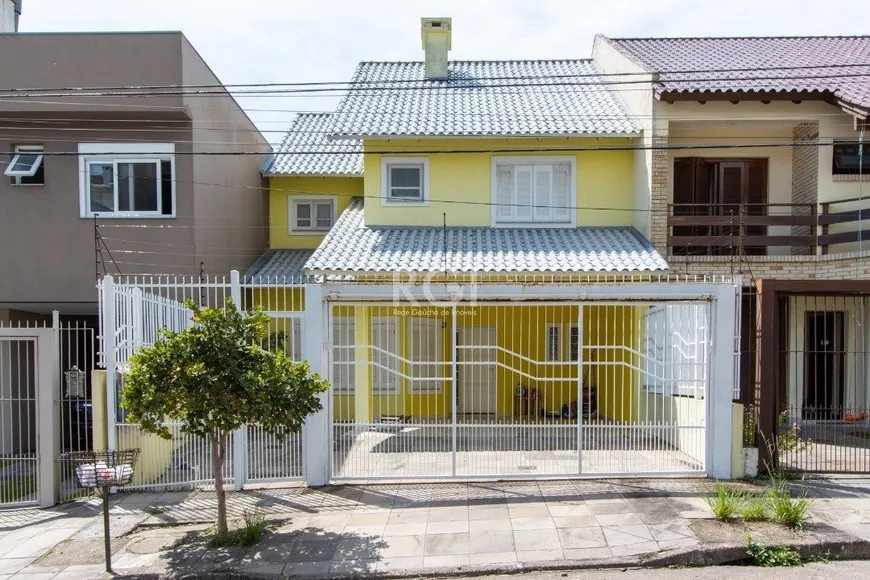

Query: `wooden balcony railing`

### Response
(667, 198, 870, 256)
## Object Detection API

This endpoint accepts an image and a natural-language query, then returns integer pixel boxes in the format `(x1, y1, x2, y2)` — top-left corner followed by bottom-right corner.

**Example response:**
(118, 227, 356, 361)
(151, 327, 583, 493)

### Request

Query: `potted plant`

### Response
(743, 406, 759, 478)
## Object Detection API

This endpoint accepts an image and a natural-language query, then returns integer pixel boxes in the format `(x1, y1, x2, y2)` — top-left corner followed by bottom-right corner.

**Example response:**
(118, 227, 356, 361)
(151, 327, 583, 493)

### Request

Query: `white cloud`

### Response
(18, 0, 870, 139)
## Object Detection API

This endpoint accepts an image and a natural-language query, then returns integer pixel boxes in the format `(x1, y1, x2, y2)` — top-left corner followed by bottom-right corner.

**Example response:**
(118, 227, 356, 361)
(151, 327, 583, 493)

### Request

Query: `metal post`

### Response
(577, 304, 584, 475)
(102, 490, 112, 572)
(451, 305, 458, 477)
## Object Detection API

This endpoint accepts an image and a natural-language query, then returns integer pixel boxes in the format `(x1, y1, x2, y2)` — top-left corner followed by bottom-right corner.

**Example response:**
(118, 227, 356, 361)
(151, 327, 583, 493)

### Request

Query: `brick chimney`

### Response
(1, 0, 22, 33)
(421, 17, 451, 80)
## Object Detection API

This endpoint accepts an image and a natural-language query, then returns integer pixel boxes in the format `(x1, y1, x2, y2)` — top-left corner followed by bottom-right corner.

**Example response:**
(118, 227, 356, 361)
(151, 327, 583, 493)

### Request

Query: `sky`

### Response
(19, 0, 870, 142)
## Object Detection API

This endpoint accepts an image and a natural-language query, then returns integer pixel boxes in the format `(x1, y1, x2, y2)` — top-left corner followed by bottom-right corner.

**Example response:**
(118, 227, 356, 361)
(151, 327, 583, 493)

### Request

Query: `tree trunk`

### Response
(211, 431, 228, 536)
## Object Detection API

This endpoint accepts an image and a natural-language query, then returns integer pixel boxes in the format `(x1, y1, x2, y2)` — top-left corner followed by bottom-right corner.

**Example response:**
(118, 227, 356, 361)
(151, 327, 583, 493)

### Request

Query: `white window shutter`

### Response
(553, 163, 571, 222)
(515, 165, 533, 222)
(533, 165, 553, 221)
(496, 165, 514, 220)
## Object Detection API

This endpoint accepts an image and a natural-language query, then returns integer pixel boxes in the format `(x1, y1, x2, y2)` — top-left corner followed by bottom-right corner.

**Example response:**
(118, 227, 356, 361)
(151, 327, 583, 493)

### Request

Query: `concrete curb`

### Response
(116, 536, 870, 579)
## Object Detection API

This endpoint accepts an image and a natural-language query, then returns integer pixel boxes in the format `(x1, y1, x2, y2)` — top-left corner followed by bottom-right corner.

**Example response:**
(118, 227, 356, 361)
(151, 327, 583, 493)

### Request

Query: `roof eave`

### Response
(262, 171, 364, 178)
(305, 266, 670, 277)
(329, 131, 643, 140)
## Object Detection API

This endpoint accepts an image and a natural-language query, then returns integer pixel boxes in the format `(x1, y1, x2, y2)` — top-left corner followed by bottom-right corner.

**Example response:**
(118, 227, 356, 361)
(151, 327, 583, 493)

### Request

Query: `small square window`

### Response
(290, 197, 336, 233)
(833, 142, 870, 175)
(7, 146, 44, 185)
(382, 158, 428, 204)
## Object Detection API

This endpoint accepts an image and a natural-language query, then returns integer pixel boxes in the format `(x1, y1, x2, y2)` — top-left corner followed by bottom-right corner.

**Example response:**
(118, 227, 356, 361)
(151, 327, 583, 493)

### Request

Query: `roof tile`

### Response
(606, 36, 870, 115)
(262, 113, 362, 176)
(328, 60, 641, 138)
(302, 198, 668, 275)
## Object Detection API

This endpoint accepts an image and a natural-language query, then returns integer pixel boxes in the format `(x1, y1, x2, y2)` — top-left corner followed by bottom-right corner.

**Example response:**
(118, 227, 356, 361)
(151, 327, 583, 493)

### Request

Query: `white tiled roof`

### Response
(244, 249, 313, 282)
(262, 113, 363, 176)
(328, 60, 641, 138)
(303, 198, 668, 275)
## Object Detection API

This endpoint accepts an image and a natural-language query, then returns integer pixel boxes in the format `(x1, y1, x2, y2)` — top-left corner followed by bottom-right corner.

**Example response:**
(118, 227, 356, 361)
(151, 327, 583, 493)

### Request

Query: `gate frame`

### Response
(0, 327, 57, 508)
(756, 278, 870, 472)
(303, 281, 739, 483)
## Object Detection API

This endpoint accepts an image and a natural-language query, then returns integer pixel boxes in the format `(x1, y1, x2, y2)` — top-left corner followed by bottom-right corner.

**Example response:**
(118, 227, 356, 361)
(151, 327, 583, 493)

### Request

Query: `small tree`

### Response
(121, 301, 328, 535)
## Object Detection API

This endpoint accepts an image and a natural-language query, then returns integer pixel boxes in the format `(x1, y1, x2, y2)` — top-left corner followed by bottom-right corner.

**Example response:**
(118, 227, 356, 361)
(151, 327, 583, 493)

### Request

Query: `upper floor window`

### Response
(6, 145, 44, 186)
(79, 143, 175, 218)
(493, 157, 573, 225)
(832, 142, 870, 176)
(381, 157, 428, 205)
(290, 197, 336, 233)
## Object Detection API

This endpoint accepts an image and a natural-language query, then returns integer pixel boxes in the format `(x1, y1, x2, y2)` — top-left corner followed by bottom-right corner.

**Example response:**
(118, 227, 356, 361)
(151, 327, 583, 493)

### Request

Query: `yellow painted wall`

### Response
(332, 304, 642, 424)
(269, 176, 362, 249)
(363, 138, 636, 227)
(92, 370, 181, 488)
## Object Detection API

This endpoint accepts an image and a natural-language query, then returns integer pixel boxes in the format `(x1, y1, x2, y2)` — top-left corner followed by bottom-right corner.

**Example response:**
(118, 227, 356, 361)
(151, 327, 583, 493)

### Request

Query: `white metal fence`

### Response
(329, 300, 711, 481)
(97, 273, 740, 485)
(99, 274, 306, 491)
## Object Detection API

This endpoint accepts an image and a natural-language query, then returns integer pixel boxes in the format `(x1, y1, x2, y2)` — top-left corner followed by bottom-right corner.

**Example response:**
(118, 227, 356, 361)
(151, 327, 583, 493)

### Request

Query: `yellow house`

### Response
(244, 18, 727, 481)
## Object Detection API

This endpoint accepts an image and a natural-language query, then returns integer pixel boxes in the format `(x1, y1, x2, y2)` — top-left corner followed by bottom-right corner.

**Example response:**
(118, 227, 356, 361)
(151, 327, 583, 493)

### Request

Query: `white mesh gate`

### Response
(329, 301, 710, 481)
(0, 336, 38, 505)
(99, 275, 306, 490)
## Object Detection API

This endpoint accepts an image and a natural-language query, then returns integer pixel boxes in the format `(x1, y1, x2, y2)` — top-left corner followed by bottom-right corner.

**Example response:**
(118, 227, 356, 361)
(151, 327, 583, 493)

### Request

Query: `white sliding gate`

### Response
(322, 280, 738, 483)
(99, 274, 306, 491)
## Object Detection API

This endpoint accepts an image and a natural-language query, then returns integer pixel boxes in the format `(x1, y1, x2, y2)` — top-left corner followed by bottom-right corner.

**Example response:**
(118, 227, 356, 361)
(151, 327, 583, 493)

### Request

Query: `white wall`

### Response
(592, 36, 655, 239)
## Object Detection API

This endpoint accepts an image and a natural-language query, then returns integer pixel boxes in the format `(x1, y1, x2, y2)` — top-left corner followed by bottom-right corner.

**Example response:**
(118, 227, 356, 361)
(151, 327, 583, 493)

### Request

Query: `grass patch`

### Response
(769, 487, 812, 530)
(705, 483, 745, 522)
(746, 539, 803, 567)
(208, 510, 267, 547)
(0, 473, 36, 502)
(740, 496, 770, 522)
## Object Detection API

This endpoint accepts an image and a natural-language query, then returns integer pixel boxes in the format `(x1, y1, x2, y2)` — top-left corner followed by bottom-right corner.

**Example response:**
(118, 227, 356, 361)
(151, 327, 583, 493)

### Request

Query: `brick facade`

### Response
(666, 251, 870, 284)
(650, 134, 670, 250)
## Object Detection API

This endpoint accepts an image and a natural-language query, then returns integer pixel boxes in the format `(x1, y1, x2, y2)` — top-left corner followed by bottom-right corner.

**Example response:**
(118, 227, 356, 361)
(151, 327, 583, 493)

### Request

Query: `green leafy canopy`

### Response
(121, 300, 329, 441)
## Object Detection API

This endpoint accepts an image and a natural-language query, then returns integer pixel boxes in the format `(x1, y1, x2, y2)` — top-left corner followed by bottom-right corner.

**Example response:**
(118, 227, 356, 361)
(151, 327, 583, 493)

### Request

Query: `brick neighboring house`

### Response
(594, 35, 870, 468)
(0, 14, 268, 324)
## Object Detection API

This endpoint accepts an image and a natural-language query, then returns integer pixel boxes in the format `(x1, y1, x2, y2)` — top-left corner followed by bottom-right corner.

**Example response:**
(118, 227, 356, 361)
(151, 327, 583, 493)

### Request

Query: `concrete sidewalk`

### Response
(1, 477, 870, 579)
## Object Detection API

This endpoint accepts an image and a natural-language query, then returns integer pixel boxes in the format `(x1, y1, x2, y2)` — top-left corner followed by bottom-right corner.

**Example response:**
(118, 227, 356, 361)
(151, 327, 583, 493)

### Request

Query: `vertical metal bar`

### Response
(451, 304, 458, 478)
(577, 303, 584, 475)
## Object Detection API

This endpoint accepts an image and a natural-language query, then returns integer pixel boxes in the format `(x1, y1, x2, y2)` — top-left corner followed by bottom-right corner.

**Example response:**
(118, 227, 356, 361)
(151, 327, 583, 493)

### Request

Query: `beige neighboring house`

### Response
(0, 9, 268, 323)
(594, 35, 870, 469)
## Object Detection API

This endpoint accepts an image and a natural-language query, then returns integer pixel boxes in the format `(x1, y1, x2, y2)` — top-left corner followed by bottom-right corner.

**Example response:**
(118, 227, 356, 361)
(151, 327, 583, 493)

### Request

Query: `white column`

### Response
(102, 276, 117, 452)
(37, 328, 58, 508)
(229, 270, 246, 490)
(302, 283, 330, 486)
(708, 284, 738, 479)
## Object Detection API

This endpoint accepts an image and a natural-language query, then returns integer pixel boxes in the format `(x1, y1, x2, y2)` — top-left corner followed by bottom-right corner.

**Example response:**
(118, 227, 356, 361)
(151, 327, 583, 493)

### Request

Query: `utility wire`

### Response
(3, 60, 868, 94)
(2, 69, 869, 99)
(1, 138, 858, 156)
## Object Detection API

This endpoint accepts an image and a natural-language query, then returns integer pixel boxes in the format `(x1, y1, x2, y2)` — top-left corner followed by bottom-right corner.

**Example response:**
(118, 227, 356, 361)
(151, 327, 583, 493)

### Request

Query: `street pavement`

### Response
(0, 476, 868, 579)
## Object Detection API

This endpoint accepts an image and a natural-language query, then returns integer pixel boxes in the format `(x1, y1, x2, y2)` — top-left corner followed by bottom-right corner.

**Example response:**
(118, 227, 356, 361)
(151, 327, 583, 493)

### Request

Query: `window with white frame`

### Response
(290, 197, 336, 233)
(6, 145, 44, 185)
(332, 316, 356, 395)
(78, 143, 175, 217)
(493, 158, 573, 225)
(371, 316, 400, 394)
(546, 324, 562, 362)
(546, 323, 580, 362)
(381, 157, 428, 204)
